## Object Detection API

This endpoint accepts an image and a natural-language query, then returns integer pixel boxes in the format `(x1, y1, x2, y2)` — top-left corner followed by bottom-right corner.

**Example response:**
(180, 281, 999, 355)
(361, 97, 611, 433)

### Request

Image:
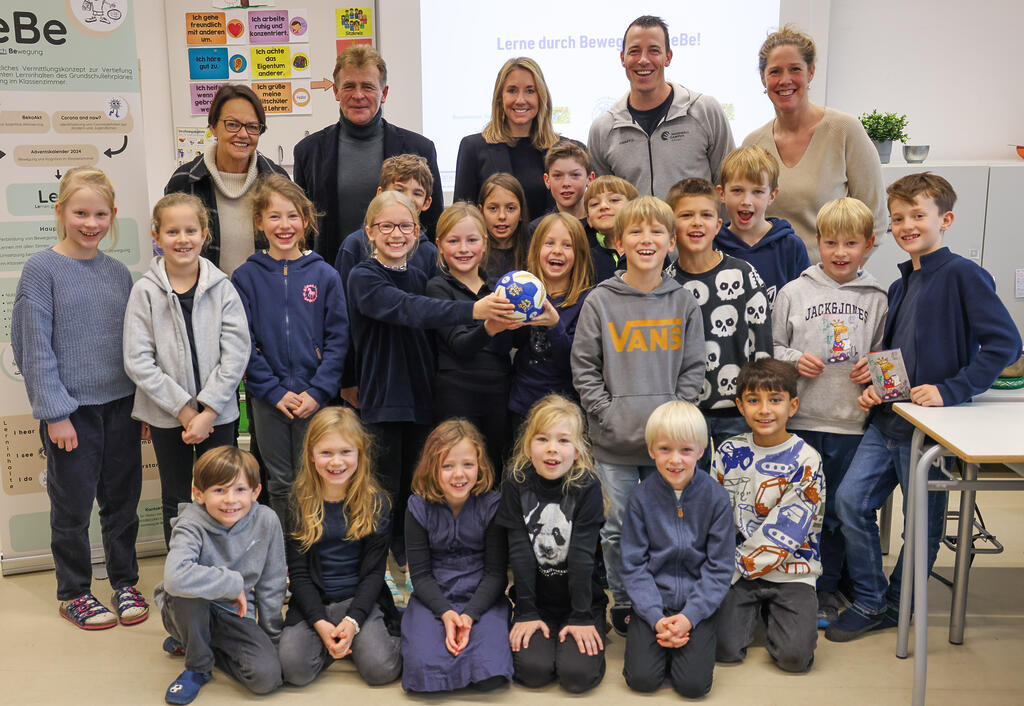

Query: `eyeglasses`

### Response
(219, 119, 265, 136)
(371, 221, 415, 235)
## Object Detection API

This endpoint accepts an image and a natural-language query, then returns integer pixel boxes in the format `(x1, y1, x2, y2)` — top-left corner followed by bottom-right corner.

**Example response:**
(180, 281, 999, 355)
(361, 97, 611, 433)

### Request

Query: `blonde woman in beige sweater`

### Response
(742, 26, 886, 263)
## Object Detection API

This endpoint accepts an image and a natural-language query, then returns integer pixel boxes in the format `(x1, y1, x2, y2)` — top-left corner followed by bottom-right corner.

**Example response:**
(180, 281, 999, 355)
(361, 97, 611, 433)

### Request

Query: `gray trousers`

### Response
(279, 598, 401, 686)
(716, 579, 817, 673)
(251, 396, 311, 528)
(161, 595, 282, 694)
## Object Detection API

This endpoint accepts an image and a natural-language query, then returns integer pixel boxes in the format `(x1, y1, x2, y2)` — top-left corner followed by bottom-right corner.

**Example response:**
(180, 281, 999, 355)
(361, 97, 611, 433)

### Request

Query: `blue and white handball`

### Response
(494, 270, 546, 322)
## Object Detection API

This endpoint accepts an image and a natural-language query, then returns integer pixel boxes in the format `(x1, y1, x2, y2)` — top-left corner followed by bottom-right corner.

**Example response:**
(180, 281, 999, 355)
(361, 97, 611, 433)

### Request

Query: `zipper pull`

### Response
(677, 507, 683, 519)
(283, 263, 288, 276)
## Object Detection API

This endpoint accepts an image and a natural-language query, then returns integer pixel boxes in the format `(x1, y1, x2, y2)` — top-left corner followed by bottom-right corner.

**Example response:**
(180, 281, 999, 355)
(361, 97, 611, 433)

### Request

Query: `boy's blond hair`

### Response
(665, 178, 717, 211)
(584, 175, 638, 206)
(544, 138, 591, 173)
(719, 146, 780, 191)
(644, 400, 708, 450)
(816, 197, 874, 241)
(378, 154, 433, 195)
(886, 172, 957, 214)
(614, 195, 675, 241)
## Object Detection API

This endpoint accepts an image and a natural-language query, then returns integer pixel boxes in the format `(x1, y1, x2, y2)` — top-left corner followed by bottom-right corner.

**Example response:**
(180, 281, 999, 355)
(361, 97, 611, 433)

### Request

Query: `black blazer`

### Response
(293, 119, 444, 268)
(453, 132, 553, 220)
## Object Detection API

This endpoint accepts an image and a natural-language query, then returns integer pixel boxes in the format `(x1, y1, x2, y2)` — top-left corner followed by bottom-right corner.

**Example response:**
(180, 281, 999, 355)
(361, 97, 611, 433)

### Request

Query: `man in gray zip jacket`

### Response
(588, 15, 734, 200)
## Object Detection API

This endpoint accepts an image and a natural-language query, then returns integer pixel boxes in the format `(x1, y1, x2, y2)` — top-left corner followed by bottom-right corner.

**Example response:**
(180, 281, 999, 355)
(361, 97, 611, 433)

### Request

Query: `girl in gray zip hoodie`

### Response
(124, 194, 251, 544)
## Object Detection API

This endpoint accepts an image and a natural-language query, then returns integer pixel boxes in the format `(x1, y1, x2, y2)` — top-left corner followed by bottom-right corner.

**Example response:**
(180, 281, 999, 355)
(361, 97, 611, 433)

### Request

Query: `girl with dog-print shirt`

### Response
(495, 395, 606, 693)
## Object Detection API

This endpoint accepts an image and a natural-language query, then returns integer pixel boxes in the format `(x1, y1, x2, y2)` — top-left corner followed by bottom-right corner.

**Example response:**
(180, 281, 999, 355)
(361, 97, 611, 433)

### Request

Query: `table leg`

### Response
(897, 428, 925, 658)
(912, 443, 944, 706)
(949, 461, 978, 645)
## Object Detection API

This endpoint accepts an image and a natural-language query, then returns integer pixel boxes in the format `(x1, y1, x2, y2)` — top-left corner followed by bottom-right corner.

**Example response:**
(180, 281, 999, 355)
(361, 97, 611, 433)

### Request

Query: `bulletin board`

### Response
(164, 0, 379, 170)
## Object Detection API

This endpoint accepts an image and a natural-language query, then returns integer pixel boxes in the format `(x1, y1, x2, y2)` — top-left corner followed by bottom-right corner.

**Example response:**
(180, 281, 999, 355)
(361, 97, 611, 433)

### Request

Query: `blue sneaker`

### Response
(162, 636, 185, 657)
(165, 669, 212, 704)
(824, 608, 884, 642)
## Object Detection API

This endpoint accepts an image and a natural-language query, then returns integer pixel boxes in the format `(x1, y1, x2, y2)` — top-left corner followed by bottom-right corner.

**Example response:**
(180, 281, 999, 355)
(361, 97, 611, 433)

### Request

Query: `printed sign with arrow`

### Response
(104, 135, 128, 158)
(311, 78, 334, 92)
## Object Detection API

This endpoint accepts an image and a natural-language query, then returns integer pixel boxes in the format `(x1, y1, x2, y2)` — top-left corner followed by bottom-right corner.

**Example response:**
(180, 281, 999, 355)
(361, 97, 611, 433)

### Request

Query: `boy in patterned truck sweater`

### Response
(712, 359, 823, 673)
(668, 178, 773, 464)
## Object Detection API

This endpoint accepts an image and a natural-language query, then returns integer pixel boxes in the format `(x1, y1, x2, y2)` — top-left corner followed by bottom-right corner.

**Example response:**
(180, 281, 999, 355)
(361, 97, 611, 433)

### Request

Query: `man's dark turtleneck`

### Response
(336, 106, 385, 247)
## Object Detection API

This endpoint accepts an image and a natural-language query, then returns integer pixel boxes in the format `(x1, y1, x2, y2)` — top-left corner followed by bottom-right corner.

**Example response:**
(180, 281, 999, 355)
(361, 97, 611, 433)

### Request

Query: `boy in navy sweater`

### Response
(335, 154, 439, 409)
(620, 401, 734, 698)
(826, 173, 1022, 641)
(714, 146, 809, 307)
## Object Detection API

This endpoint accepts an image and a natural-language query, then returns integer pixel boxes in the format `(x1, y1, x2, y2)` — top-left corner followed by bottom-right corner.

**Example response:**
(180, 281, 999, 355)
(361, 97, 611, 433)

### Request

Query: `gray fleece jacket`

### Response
(154, 501, 286, 639)
(571, 272, 705, 465)
(587, 83, 735, 200)
(123, 256, 250, 428)
(773, 264, 888, 435)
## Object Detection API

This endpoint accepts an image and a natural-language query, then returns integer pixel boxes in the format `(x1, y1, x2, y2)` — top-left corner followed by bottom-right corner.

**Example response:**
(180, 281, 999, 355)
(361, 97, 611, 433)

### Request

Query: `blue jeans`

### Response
(834, 424, 946, 617)
(594, 460, 656, 605)
(797, 430, 862, 594)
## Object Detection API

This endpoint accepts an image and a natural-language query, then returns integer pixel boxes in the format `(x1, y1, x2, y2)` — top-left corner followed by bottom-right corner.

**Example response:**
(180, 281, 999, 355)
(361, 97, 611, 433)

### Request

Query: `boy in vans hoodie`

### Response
(571, 196, 704, 636)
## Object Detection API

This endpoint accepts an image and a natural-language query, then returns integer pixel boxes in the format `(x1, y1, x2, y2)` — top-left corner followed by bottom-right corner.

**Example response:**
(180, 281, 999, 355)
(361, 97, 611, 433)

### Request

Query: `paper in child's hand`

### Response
(866, 349, 911, 402)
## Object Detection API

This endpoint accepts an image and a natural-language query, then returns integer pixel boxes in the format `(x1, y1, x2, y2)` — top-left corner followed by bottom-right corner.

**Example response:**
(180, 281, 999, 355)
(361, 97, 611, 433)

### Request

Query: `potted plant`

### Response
(859, 110, 910, 164)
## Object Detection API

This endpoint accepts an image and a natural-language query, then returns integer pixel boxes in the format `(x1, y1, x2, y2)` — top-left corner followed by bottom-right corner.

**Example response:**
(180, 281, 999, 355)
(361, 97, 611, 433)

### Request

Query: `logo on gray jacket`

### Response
(660, 129, 689, 141)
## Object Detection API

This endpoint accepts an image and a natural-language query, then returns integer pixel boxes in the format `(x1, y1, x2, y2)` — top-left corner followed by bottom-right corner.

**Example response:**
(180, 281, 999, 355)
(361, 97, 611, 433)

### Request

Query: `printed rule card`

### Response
(866, 349, 911, 402)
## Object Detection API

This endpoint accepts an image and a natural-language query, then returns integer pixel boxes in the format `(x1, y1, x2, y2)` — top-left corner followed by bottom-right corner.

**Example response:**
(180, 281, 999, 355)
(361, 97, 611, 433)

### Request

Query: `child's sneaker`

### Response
(610, 605, 631, 637)
(824, 607, 883, 642)
(59, 593, 117, 630)
(112, 585, 149, 625)
(816, 591, 840, 629)
(165, 669, 212, 705)
(163, 636, 186, 657)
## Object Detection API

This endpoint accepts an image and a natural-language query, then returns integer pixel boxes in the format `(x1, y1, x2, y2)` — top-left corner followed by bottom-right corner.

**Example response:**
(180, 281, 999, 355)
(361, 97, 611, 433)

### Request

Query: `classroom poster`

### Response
(335, 7, 373, 54)
(0, 0, 163, 574)
(184, 7, 313, 115)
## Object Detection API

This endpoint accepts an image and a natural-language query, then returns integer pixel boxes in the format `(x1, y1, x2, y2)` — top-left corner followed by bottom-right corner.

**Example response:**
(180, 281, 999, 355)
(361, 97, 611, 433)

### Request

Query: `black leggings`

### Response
(150, 423, 236, 545)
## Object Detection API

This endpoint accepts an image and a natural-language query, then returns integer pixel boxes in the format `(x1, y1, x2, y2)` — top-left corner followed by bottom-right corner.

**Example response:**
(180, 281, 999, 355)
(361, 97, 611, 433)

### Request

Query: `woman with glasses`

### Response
(165, 85, 289, 276)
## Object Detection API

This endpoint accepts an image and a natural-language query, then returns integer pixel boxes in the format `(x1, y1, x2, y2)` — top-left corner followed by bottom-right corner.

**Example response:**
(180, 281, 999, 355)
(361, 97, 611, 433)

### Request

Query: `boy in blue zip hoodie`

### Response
(155, 447, 285, 704)
(826, 172, 1022, 641)
(231, 176, 348, 528)
(714, 146, 809, 307)
(620, 401, 734, 698)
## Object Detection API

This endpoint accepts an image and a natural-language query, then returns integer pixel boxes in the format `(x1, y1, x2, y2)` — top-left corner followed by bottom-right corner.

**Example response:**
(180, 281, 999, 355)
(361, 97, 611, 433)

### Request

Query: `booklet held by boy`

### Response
(866, 349, 911, 402)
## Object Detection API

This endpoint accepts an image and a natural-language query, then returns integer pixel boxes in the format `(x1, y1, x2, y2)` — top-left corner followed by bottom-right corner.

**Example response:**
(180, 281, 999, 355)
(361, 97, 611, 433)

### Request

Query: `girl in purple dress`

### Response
(401, 419, 512, 692)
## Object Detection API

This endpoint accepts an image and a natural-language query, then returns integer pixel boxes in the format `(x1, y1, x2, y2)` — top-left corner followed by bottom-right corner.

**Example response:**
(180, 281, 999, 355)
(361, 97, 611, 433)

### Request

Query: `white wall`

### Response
(137, 1, 176, 209)
(825, 0, 1023, 161)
